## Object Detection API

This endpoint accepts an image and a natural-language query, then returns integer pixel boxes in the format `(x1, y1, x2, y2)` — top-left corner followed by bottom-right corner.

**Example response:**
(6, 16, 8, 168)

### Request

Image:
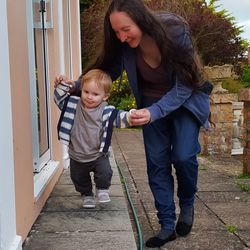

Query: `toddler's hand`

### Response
(54, 75, 68, 87)
(54, 75, 75, 93)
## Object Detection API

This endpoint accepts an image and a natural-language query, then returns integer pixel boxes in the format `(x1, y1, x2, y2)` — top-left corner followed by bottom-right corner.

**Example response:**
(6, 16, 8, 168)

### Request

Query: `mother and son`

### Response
(53, 0, 212, 248)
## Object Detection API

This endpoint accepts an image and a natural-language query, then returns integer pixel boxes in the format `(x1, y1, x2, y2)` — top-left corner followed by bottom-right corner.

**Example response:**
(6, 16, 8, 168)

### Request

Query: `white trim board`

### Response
(33, 160, 59, 201)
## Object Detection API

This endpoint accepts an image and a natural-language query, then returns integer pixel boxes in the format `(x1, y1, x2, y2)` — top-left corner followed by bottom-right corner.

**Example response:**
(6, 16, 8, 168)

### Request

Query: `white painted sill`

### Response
(33, 160, 59, 201)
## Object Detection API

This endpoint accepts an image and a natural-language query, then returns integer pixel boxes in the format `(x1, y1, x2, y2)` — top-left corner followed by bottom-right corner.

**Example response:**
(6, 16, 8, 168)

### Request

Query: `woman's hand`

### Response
(54, 75, 76, 93)
(129, 108, 151, 126)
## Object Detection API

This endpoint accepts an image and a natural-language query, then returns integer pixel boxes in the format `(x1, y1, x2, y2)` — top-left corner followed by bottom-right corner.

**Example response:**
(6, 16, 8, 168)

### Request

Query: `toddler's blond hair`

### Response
(81, 69, 112, 95)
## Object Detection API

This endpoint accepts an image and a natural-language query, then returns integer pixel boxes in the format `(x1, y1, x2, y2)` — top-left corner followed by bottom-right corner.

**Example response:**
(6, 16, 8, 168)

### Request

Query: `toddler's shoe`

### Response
(82, 195, 96, 208)
(96, 189, 111, 203)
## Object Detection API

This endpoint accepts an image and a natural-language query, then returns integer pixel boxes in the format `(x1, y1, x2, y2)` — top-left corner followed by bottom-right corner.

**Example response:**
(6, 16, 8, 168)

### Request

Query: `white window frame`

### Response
(26, 0, 52, 173)
(26, 0, 59, 199)
(66, 0, 73, 79)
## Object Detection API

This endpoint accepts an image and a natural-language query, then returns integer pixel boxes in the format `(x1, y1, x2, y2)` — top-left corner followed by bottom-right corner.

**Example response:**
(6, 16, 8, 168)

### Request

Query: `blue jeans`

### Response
(142, 102, 201, 230)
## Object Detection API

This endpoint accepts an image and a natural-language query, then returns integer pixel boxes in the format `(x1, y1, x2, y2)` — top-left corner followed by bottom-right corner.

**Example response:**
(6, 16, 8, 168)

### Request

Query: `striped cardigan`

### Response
(54, 82, 130, 153)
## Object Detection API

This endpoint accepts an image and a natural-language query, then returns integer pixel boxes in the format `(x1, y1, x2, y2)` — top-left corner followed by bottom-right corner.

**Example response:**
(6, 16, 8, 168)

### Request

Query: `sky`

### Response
(206, 0, 250, 41)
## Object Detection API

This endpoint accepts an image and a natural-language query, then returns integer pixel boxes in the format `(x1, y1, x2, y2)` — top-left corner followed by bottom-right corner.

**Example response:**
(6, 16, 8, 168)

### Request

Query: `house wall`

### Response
(0, 1, 22, 249)
(6, 0, 81, 241)
(7, 0, 37, 240)
(69, 0, 82, 78)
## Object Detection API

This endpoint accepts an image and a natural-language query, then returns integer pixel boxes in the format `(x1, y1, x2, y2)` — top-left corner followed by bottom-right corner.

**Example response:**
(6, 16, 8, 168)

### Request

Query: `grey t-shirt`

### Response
(68, 101, 107, 162)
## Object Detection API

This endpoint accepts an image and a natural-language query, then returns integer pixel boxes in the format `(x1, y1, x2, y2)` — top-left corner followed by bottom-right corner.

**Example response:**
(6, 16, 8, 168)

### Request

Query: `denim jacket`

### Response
(78, 13, 211, 128)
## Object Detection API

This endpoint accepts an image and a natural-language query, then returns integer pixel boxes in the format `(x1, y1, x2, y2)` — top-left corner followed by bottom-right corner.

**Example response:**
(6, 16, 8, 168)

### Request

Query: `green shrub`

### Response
(222, 64, 250, 92)
(236, 182, 250, 193)
(238, 173, 250, 179)
(115, 95, 136, 110)
(240, 65, 250, 87)
(109, 72, 136, 111)
(221, 78, 245, 93)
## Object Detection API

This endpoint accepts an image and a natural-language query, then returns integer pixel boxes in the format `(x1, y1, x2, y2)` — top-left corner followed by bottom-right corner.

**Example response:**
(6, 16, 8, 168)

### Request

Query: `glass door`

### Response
(29, 0, 53, 172)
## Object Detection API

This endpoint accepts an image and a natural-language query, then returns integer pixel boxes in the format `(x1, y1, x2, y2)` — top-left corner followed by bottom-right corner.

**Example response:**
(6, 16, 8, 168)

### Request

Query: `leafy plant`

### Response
(236, 182, 250, 193)
(238, 173, 250, 179)
(115, 95, 136, 110)
(109, 72, 136, 111)
(226, 224, 237, 233)
(221, 78, 245, 93)
(240, 65, 250, 87)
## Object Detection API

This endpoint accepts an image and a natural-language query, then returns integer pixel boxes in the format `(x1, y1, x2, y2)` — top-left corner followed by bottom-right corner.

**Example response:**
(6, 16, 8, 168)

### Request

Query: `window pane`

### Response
(33, 29, 49, 156)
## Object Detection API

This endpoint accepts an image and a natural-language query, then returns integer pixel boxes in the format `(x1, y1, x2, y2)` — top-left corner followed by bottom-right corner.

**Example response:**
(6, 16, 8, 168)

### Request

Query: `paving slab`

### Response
(32, 210, 133, 232)
(23, 231, 136, 250)
(197, 191, 249, 203)
(51, 183, 124, 197)
(191, 201, 226, 231)
(198, 181, 241, 192)
(43, 196, 128, 212)
(23, 149, 137, 250)
(160, 230, 245, 250)
(24, 129, 250, 250)
(112, 129, 250, 250)
(239, 231, 250, 247)
(205, 202, 250, 230)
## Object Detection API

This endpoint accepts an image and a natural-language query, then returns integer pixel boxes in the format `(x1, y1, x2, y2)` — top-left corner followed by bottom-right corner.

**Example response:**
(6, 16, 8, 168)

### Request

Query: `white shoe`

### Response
(82, 195, 96, 208)
(96, 189, 111, 203)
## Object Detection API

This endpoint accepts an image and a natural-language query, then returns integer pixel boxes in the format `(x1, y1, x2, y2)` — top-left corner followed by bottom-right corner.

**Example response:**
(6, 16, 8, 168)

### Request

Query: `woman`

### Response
(56, 0, 212, 247)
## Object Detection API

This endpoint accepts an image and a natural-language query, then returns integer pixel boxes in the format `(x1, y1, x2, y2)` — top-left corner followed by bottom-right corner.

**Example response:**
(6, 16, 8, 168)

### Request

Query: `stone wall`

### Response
(198, 55, 250, 174)
(232, 102, 244, 155)
(199, 65, 244, 156)
(239, 89, 250, 174)
(200, 93, 238, 155)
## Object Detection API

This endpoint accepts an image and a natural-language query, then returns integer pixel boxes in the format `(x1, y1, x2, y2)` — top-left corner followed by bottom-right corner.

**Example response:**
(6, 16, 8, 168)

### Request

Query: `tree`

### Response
(81, 0, 110, 66)
(79, 0, 95, 11)
(188, 0, 248, 65)
(145, 0, 248, 65)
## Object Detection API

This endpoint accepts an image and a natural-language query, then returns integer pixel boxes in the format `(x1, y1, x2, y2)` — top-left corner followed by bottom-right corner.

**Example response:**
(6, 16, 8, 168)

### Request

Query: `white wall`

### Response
(0, 1, 22, 249)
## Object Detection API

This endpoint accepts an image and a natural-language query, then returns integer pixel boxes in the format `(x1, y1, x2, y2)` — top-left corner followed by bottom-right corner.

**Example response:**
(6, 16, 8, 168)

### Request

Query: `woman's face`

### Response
(110, 11, 142, 48)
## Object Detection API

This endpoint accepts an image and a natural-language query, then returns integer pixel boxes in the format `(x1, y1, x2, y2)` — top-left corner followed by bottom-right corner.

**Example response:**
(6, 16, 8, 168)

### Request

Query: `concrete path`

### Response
(23, 150, 137, 250)
(112, 129, 250, 250)
(23, 128, 250, 250)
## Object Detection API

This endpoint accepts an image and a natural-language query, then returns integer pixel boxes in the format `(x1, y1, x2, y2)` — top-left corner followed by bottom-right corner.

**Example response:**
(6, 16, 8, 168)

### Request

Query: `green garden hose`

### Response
(117, 162, 144, 250)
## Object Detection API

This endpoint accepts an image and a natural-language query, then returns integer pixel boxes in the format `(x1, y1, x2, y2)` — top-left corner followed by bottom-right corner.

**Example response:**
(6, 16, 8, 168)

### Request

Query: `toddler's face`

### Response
(81, 80, 109, 109)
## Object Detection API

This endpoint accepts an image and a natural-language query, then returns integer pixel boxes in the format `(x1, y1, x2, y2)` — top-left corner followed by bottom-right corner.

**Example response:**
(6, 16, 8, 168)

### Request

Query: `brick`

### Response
(239, 88, 250, 101)
(211, 93, 238, 104)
